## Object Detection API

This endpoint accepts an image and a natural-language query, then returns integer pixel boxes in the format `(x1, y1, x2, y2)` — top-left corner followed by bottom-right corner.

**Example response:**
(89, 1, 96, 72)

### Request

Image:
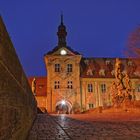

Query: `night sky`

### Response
(0, 0, 140, 76)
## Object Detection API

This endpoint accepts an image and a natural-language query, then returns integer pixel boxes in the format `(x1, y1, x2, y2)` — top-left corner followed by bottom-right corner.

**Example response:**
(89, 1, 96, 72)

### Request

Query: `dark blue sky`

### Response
(0, 0, 140, 76)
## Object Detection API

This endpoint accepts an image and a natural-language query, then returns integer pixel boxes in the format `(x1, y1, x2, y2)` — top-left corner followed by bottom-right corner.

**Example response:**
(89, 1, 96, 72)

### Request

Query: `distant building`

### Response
(28, 15, 140, 113)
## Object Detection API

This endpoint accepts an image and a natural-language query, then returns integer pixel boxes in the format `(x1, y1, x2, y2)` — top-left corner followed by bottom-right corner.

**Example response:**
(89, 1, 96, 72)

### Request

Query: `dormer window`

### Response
(128, 61, 133, 66)
(134, 71, 140, 77)
(111, 70, 115, 76)
(84, 59, 89, 65)
(99, 69, 105, 76)
(87, 68, 93, 76)
(106, 60, 110, 65)
(122, 70, 127, 75)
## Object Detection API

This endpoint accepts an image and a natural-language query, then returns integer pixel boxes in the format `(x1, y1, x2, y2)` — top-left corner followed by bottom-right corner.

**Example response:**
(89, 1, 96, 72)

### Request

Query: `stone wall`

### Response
(0, 16, 37, 140)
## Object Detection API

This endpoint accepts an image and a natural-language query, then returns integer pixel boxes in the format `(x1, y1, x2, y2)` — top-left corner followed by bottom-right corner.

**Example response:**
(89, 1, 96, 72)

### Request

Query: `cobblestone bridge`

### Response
(28, 114, 140, 140)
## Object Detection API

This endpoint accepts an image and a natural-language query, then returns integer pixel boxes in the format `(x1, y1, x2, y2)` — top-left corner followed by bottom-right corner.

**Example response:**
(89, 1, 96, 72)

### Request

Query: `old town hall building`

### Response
(28, 16, 140, 113)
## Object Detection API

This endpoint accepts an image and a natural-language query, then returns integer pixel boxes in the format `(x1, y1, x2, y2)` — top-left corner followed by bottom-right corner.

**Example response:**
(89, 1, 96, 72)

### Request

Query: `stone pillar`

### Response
(95, 82, 99, 108)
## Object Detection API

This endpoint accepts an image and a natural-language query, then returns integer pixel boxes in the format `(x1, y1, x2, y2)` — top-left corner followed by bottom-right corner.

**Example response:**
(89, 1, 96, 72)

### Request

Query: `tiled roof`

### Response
(28, 76, 47, 96)
(80, 57, 140, 78)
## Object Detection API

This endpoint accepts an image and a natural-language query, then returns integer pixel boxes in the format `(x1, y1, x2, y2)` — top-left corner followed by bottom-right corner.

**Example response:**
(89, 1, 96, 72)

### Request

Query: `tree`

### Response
(125, 25, 140, 77)
(126, 26, 140, 58)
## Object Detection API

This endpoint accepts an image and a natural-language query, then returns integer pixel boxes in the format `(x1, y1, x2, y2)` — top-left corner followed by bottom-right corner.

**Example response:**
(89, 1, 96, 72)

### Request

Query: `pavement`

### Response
(28, 113, 140, 140)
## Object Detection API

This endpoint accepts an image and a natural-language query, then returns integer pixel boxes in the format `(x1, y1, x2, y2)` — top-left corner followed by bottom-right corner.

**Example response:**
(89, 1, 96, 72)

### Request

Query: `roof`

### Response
(45, 46, 80, 55)
(81, 57, 140, 78)
(28, 76, 47, 96)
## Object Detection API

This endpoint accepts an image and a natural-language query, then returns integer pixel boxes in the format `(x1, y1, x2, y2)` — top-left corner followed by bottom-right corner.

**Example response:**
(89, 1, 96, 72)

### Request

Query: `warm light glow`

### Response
(61, 100, 66, 105)
(60, 49, 67, 55)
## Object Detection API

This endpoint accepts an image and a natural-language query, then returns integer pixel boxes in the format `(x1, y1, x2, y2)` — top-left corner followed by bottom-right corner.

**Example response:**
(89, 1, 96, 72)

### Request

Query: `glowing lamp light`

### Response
(61, 100, 66, 105)
(60, 49, 67, 55)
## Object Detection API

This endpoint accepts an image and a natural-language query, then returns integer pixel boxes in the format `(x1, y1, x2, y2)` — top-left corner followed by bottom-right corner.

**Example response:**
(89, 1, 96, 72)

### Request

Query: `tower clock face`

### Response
(60, 49, 67, 55)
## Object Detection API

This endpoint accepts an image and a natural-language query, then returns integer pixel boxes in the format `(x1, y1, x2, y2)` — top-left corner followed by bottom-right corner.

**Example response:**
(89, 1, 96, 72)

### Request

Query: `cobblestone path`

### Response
(28, 114, 140, 140)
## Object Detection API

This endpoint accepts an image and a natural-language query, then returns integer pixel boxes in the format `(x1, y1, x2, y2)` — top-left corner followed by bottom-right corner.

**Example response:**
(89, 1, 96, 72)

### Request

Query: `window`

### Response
(67, 81, 73, 89)
(128, 61, 133, 66)
(137, 85, 140, 92)
(101, 84, 106, 93)
(87, 68, 93, 76)
(88, 84, 93, 92)
(89, 104, 94, 109)
(99, 69, 105, 76)
(106, 60, 110, 65)
(54, 81, 60, 89)
(55, 64, 60, 72)
(67, 64, 72, 72)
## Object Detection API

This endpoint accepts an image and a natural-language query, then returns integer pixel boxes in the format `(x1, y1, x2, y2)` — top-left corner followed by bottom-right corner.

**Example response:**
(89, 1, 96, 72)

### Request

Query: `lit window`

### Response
(89, 104, 94, 109)
(101, 84, 106, 93)
(67, 81, 73, 89)
(55, 64, 60, 72)
(54, 81, 60, 89)
(88, 84, 93, 92)
(67, 64, 72, 72)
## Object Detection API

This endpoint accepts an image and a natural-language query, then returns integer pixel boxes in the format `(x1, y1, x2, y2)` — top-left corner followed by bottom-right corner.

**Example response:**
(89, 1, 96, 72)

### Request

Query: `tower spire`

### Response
(57, 14, 67, 47)
(61, 12, 63, 25)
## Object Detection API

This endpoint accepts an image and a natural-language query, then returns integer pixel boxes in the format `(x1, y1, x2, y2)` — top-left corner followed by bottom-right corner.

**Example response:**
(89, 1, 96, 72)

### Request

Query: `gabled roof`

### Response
(44, 46, 80, 56)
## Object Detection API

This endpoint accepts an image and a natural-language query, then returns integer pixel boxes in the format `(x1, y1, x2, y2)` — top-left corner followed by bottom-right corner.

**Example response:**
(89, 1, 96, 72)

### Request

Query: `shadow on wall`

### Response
(0, 16, 37, 140)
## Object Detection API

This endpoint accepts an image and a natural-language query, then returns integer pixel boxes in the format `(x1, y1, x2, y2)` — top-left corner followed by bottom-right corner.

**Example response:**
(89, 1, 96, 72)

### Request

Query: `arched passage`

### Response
(55, 100, 72, 114)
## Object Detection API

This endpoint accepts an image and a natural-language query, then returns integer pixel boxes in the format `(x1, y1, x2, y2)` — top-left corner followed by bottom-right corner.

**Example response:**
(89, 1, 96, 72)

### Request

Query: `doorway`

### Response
(55, 100, 72, 114)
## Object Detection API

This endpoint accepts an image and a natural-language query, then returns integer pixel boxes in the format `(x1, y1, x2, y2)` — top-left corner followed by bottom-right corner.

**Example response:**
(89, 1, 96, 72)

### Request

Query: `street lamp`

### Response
(61, 100, 66, 105)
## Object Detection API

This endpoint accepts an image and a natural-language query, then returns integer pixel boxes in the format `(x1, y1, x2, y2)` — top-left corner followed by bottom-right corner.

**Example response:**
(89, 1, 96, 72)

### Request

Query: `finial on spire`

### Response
(61, 11, 63, 25)
(57, 13, 67, 47)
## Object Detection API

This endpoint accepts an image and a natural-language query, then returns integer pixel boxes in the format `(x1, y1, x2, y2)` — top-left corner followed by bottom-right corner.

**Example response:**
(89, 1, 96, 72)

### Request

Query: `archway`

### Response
(55, 100, 72, 114)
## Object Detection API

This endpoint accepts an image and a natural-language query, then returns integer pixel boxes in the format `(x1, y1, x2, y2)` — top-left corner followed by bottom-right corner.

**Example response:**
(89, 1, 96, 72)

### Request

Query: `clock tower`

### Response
(44, 15, 82, 113)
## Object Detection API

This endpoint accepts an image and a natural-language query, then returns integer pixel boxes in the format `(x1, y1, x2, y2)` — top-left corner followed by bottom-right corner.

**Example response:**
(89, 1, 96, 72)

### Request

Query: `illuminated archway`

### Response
(55, 100, 72, 114)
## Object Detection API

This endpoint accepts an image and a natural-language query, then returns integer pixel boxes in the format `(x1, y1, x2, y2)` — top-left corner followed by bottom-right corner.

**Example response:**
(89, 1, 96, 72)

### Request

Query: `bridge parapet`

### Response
(0, 16, 37, 140)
